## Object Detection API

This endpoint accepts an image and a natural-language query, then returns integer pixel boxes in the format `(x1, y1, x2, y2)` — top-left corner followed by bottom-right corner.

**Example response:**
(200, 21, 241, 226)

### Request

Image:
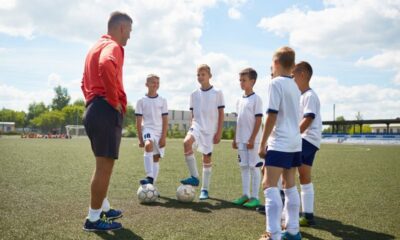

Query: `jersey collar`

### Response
(146, 94, 159, 99)
(200, 85, 213, 91)
(242, 92, 255, 98)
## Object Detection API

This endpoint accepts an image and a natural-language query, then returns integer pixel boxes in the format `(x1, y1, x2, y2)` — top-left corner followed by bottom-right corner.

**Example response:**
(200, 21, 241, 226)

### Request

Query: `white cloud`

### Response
(0, 84, 53, 111)
(228, 7, 241, 19)
(47, 73, 62, 87)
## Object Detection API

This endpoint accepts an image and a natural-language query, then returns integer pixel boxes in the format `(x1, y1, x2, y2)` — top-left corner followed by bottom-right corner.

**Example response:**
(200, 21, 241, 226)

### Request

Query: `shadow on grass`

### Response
(148, 196, 256, 213)
(301, 216, 395, 240)
(95, 228, 143, 240)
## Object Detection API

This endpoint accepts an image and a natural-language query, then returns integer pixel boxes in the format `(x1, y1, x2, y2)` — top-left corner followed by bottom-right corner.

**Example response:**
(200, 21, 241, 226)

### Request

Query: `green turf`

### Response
(0, 137, 399, 239)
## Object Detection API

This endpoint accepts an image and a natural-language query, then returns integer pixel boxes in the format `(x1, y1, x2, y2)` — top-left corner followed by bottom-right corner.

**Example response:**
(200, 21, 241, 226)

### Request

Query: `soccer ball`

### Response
(137, 184, 159, 203)
(176, 184, 196, 202)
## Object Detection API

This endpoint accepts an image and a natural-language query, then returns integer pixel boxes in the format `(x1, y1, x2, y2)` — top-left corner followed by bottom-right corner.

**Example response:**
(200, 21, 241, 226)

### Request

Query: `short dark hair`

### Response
(240, 68, 258, 81)
(108, 11, 132, 30)
(295, 61, 313, 79)
(273, 46, 295, 70)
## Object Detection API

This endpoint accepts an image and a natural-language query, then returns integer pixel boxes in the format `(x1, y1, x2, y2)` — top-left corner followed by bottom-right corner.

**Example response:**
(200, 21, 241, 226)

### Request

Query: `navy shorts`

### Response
(83, 97, 123, 159)
(301, 139, 319, 166)
(265, 150, 302, 169)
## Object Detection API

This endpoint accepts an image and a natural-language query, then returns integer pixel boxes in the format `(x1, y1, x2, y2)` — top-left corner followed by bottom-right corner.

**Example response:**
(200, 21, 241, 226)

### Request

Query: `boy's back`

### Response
(190, 86, 224, 134)
(267, 76, 301, 152)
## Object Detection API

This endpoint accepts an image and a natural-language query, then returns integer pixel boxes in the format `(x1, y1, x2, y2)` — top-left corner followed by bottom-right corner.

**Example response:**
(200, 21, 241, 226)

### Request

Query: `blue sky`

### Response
(0, 0, 399, 121)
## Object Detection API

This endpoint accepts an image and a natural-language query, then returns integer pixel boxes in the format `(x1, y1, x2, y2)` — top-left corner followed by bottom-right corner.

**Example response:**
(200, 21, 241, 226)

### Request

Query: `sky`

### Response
(0, 0, 399, 121)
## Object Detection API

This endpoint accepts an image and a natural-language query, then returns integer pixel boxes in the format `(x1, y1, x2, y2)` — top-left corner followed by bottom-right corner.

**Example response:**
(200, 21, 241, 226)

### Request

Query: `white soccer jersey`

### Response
(265, 76, 302, 152)
(300, 89, 322, 148)
(235, 93, 263, 144)
(135, 95, 168, 133)
(190, 86, 225, 135)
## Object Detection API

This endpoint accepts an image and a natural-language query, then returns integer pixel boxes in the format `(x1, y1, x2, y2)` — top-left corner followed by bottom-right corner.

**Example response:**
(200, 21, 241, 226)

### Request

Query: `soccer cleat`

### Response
(243, 198, 260, 208)
(256, 205, 266, 214)
(299, 213, 316, 226)
(180, 176, 200, 186)
(258, 232, 273, 240)
(199, 190, 209, 200)
(232, 195, 249, 205)
(101, 208, 123, 220)
(83, 217, 122, 232)
(139, 176, 154, 185)
(282, 230, 302, 240)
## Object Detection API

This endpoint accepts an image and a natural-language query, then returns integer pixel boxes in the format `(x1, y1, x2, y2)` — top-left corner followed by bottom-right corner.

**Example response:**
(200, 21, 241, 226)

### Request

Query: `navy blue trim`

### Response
(200, 85, 213, 91)
(161, 113, 169, 116)
(242, 92, 255, 98)
(280, 75, 293, 79)
(304, 113, 315, 119)
(255, 113, 263, 117)
(189, 107, 193, 111)
(267, 109, 278, 114)
(146, 94, 159, 99)
(302, 88, 312, 95)
(218, 105, 225, 109)
(135, 113, 143, 116)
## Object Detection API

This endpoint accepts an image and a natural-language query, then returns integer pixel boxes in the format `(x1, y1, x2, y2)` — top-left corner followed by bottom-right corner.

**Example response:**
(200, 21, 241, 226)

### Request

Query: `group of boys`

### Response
(81, 10, 322, 240)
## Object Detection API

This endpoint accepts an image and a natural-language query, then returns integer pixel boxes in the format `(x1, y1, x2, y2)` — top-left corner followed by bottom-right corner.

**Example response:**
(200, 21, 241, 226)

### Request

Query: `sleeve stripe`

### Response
(162, 113, 169, 116)
(255, 113, 263, 117)
(304, 113, 316, 119)
(218, 105, 225, 109)
(135, 113, 143, 116)
(267, 109, 278, 114)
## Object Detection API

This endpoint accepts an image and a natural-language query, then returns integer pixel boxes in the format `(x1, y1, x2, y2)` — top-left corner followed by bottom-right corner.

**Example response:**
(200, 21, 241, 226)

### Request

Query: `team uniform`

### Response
(233, 92, 263, 207)
(263, 76, 302, 239)
(299, 88, 322, 225)
(135, 95, 168, 183)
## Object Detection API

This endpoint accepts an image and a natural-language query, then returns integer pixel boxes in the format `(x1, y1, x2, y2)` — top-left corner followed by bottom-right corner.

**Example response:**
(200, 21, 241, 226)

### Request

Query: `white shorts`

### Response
(187, 127, 213, 155)
(237, 143, 263, 167)
(142, 128, 165, 158)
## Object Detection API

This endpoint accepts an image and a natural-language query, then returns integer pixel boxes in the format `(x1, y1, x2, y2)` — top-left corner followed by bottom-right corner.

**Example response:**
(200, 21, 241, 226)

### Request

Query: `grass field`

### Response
(0, 137, 399, 240)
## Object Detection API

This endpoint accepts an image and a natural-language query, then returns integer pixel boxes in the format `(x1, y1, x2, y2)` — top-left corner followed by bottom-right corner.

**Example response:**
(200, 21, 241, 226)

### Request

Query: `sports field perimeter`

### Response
(0, 137, 399, 240)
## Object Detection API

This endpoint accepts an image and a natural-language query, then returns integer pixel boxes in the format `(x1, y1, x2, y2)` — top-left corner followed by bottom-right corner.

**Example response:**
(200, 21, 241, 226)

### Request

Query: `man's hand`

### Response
(115, 103, 122, 113)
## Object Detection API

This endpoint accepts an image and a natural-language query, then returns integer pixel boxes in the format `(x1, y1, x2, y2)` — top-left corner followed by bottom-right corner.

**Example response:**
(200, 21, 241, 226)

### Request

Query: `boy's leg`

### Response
(181, 134, 199, 186)
(140, 140, 154, 184)
(282, 167, 301, 236)
(244, 147, 262, 208)
(299, 164, 315, 225)
(200, 154, 212, 200)
(153, 155, 160, 184)
(263, 166, 284, 240)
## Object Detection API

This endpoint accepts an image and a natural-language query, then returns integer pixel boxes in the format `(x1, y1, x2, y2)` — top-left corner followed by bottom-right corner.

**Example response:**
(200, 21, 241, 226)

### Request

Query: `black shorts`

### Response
(83, 97, 123, 159)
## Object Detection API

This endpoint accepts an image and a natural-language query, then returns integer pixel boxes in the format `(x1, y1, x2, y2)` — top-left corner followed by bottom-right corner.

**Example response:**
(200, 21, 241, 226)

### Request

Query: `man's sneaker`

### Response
(139, 177, 154, 185)
(83, 218, 122, 232)
(282, 230, 302, 240)
(101, 208, 123, 220)
(256, 205, 265, 214)
(243, 198, 260, 208)
(199, 190, 209, 200)
(232, 195, 249, 205)
(180, 176, 200, 186)
(259, 232, 273, 240)
(299, 212, 316, 226)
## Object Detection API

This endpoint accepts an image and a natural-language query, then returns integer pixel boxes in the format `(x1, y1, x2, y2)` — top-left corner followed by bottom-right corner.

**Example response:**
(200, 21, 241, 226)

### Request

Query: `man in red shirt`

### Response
(81, 11, 132, 232)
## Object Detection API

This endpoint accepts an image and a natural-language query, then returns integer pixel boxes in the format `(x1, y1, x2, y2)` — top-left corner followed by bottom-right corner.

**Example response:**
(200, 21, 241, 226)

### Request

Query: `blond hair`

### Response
(273, 46, 295, 70)
(197, 64, 212, 76)
(146, 74, 159, 82)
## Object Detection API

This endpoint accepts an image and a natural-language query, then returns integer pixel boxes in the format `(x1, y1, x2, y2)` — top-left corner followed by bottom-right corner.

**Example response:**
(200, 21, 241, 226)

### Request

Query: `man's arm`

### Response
(258, 113, 277, 158)
(214, 108, 224, 144)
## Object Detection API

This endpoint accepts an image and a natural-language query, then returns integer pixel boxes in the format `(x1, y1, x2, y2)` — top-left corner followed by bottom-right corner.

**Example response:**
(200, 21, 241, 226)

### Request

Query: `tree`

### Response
(123, 104, 135, 128)
(73, 99, 85, 107)
(51, 85, 71, 111)
(62, 105, 85, 125)
(348, 125, 372, 134)
(31, 110, 65, 133)
(0, 108, 26, 128)
(27, 102, 48, 122)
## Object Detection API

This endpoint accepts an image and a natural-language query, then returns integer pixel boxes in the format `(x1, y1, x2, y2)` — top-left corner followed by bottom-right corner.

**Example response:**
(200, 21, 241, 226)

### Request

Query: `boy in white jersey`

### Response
(258, 47, 302, 240)
(180, 64, 225, 200)
(292, 62, 322, 226)
(232, 68, 263, 208)
(135, 74, 168, 185)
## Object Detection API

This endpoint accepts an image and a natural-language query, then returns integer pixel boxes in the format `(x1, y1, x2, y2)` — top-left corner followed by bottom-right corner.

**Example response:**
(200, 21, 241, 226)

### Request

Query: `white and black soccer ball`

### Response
(176, 184, 196, 203)
(137, 184, 159, 203)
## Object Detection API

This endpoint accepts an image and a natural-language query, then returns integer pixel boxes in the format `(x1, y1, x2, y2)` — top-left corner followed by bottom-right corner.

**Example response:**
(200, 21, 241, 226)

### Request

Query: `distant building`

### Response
(0, 122, 15, 133)
(370, 123, 400, 134)
(168, 110, 237, 132)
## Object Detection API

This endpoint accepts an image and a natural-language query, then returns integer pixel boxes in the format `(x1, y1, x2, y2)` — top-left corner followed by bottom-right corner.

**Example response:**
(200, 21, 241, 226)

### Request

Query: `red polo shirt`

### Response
(81, 35, 127, 113)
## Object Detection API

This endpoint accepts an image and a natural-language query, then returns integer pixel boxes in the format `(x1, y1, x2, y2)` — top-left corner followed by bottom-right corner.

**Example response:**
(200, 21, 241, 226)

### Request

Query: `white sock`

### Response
(88, 207, 102, 222)
(264, 187, 282, 237)
(201, 167, 212, 191)
(185, 154, 199, 178)
(283, 186, 300, 235)
(250, 167, 261, 199)
(153, 162, 160, 183)
(301, 183, 314, 213)
(101, 197, 110, 212)
(240, 166, 250, 197)
(277, 175, 283, 190)
(144, 151, 153, 178)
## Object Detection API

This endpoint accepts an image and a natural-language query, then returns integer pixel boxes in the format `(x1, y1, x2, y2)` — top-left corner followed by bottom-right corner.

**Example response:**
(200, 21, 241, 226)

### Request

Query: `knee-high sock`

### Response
(264, 187, 283, 238)
(185, 154, 199, 178)
(301, 183, 314, 213)
(240, 166, 250, 197)
(284, 186, 301, 235)
(250, 167, 261, 199)
(144, 152, 153, 178)
(153, 162, 160, 183)
(201, 166, 212, 191)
